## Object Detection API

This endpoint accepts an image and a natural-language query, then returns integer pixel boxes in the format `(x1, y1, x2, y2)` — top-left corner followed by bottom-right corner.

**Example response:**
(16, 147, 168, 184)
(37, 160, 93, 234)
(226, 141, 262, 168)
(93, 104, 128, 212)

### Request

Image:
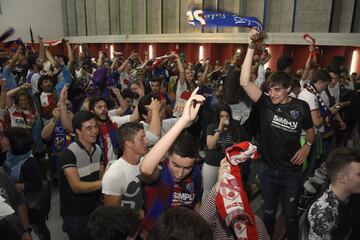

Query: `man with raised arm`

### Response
(240, 29, 315, 240)
(139, 88, 205, 238)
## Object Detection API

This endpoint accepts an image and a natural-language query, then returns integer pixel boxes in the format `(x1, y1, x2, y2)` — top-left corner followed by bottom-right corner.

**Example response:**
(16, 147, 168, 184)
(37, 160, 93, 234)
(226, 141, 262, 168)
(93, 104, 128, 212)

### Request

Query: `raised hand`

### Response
(248, 28, 259, 43)
(111, 87, 121, 97)
(180, 87, 205, 122)
(20, 82, 32, 90)
(146, 98, 161, 112)
(60, 84, 69, 103)
(52, 107, 60, 120)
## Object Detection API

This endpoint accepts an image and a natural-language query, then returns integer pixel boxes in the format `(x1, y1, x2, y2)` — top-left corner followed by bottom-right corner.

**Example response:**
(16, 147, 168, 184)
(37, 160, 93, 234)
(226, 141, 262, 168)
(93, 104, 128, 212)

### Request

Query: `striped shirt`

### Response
(199, 187, 270, 240)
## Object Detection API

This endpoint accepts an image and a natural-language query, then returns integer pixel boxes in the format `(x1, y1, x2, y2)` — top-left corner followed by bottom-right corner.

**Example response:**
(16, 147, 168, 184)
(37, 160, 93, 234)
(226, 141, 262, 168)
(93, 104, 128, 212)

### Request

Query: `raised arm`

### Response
(45, 47, 58, 68)
(0, 79, 7, 110)
(97, 51, 104, 68)
(147, 98, 161, 138)
(207, 120, 225, 150)
(118, 51, 135, 72)
(59, 84, 73, 132)
(110, 56, 119, 73)
(6, 83, 32, 107)
(198, 59, 209, 86)
(41, 107, 60, 140)
(111, 87, 128, 111)
(7, 46, 23, 70)
(38, 35, 46, 62)
(172, 53, 185, 86)
(65, 40, 74, 73)
(239, 29, 262, 103)
(140, 88, 205, 182)
(301, 46, 313, 81)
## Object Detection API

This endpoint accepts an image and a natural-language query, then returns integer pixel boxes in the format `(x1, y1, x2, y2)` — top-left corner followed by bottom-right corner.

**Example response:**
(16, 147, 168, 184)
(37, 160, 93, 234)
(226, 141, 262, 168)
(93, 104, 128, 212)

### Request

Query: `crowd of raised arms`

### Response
(0, 29, 360, 240)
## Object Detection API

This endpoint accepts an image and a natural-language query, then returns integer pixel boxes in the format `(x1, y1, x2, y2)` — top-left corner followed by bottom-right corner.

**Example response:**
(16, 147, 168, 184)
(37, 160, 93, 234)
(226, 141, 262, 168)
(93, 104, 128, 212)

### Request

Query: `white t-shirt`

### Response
(300, 79, 310, 91)
(119, 71, 131, 89)
(230, 101, 252, 125)
(298, 88, 324, 133)
(327, 83, 340, 103)
(140, 118, 179, 146)
(28, 71, 41, 94)
(7, 105, 35, 129)
(102, 157, 143, 211)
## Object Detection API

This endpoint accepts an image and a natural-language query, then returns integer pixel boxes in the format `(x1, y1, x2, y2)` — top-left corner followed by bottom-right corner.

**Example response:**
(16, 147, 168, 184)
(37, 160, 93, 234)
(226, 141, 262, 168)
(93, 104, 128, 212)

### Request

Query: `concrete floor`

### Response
(31, 159, 279, 240)
(33, 186, 67, 240)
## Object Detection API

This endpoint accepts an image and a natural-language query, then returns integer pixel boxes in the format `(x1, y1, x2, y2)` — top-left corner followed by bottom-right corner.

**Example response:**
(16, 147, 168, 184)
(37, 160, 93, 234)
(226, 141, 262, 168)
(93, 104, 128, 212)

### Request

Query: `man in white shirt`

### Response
(102, 122, 148, 212)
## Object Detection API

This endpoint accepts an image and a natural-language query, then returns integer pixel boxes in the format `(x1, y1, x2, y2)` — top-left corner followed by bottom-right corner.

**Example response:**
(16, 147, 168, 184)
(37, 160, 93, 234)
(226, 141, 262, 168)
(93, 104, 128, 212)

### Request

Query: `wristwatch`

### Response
(305, 142, 312, 148)
(23, 227, 32, 234)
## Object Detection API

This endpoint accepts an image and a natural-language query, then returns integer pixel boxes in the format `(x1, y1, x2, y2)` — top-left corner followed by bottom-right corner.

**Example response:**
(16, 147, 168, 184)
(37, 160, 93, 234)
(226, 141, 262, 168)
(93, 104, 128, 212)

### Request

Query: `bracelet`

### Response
(248, 42, 256, 49)
(215, 129, 222, 134)
(304, 142, 312, 148)
(23, 227, 32, 234)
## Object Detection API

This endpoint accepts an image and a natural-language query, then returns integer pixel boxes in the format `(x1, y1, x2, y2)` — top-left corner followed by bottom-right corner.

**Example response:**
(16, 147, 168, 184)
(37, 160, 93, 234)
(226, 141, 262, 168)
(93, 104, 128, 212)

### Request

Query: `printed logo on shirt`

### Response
(271, 114, 298, 133)
(290, 110, 300, 119)
(173, 192, 195, 204)
(185, 182, 194, 192)
(121, 175, 143, 211)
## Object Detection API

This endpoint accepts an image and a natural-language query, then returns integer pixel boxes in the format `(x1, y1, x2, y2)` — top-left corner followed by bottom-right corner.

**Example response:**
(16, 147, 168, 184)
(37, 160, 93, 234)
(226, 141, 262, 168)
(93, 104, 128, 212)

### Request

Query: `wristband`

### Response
(23, 227, 32, 234)
(215, 129, 222, 134)
(305, 142, 312, 148)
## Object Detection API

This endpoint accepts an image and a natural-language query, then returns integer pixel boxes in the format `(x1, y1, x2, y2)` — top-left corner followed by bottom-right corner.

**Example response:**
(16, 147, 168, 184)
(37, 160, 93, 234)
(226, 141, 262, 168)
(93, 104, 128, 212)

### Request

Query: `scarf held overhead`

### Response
(216, 141, 259, 240)
(187, 9, 263, 31)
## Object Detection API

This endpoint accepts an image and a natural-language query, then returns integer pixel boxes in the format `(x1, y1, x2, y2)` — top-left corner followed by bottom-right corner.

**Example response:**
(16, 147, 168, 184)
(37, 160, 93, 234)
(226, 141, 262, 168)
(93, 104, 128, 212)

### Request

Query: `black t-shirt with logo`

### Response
(256, 93, 313, 172)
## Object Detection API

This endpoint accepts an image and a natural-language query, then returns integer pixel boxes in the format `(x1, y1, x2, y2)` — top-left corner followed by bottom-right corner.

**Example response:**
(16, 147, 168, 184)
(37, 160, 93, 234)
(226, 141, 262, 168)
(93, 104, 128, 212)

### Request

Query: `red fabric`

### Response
(216, 141, 259, 240)
(150, 51, 177, 69)
(303, 34, 320, 67)
(180, 91, 191, 100)
(40, 92, 56, 119)
(97, 120, 118, 167)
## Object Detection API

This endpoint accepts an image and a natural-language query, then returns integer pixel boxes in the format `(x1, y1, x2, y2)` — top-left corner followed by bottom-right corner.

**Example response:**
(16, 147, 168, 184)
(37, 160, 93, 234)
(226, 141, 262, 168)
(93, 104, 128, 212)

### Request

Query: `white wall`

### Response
(0, 0, 64, 42)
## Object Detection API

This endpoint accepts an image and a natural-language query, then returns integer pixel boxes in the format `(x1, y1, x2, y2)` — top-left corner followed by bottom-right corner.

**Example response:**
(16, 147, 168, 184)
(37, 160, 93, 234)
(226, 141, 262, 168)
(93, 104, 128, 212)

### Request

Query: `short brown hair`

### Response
(326, 147, 360, 182)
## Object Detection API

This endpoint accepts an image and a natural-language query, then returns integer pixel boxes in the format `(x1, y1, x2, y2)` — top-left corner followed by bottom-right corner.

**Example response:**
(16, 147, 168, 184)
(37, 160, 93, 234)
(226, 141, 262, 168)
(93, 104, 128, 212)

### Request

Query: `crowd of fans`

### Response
(0, 29, 360, 240)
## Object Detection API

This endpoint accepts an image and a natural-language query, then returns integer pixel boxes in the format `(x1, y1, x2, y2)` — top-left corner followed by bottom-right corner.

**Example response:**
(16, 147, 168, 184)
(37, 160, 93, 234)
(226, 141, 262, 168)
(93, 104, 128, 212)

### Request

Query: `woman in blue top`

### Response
(2, 127, 50, 240)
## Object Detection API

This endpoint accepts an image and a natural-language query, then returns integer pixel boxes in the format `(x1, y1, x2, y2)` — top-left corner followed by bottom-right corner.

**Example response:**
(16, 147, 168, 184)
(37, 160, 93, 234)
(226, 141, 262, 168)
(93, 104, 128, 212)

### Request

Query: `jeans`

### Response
(32, 220, 51, 240)
(258, 162, 303, 240)
(62, 215, 89, 240)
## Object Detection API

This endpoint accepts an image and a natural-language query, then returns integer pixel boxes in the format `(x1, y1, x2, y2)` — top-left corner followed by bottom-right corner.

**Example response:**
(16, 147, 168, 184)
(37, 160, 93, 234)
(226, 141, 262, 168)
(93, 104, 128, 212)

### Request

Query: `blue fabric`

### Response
(188, 9, 263, 31)
(55, 65, 73, 98)
(143, 162, 202, 232)
(0, 66, 17, 90)
(32, 115, 45, 150)
(4, 151, 33, 183)
(92, 67, 116, 98)
(3, 150, 32, 171)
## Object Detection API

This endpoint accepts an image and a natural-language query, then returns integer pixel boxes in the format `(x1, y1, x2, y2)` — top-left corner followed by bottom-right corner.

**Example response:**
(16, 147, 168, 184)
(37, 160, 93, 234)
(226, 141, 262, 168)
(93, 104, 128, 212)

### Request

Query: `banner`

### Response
(187, 9, 263, 31)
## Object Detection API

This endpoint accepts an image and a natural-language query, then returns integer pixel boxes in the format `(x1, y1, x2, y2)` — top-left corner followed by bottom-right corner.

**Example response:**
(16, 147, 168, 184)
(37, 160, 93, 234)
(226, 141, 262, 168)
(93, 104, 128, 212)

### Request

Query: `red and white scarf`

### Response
(216, 141, 259, 240)
(43, 39, 64, 47)
(303, 34, 320, 67)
